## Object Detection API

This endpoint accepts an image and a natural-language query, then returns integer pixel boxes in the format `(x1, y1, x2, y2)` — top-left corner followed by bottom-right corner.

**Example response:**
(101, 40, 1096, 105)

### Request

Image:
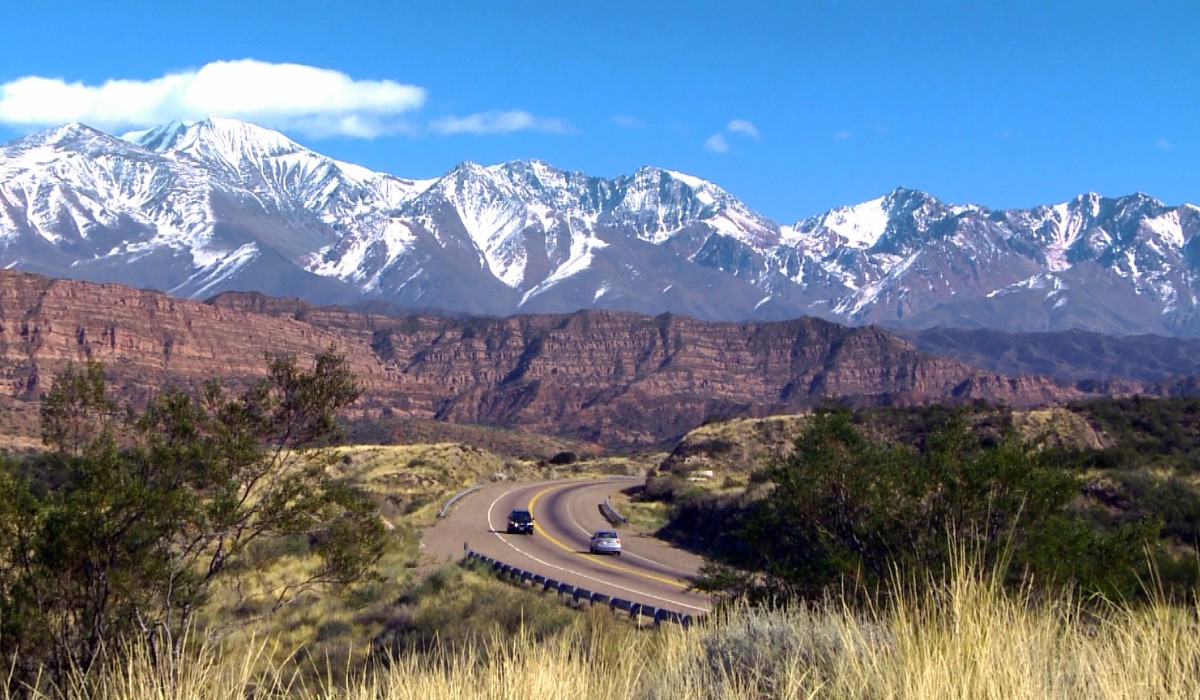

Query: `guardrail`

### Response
(462, 547, 699, 628)
(600, 496, 628, 526)
(438, 484, 484, 518)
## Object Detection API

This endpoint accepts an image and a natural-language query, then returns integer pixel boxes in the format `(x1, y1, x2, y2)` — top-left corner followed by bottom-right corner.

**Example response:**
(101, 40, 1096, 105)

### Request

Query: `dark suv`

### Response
(506, 508, 535, 535)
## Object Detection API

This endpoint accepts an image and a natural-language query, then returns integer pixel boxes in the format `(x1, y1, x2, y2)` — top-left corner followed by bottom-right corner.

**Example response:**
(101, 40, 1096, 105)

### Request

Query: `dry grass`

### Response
(15, 555, 1200, 700)
(614, 496, 673, 532)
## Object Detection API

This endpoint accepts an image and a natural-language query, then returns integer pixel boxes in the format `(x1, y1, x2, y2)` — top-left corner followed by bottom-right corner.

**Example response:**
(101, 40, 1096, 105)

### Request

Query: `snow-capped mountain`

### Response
(1, 118, 1198, 336)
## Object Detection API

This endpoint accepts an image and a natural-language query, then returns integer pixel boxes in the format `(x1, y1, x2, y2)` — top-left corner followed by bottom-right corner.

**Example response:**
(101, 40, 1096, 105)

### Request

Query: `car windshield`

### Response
(510, 510, 532, 522)
(594, 531, 618, 539)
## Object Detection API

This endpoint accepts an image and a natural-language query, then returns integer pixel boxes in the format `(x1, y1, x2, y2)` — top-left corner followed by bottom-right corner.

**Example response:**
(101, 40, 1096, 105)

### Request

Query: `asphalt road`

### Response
(422, 478, 711, 616)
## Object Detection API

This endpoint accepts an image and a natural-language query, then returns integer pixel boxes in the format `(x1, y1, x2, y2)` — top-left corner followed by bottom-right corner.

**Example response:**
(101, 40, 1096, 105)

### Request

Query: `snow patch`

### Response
(518, 229, 608, 306)
(820, 196, 890, 248)
(987, 273, 1067, 298)
(1143, 211, 1183, 247)
(172, 243, 259, 297)
(666, 170, 708, 189)
(835, 250, 920, 316)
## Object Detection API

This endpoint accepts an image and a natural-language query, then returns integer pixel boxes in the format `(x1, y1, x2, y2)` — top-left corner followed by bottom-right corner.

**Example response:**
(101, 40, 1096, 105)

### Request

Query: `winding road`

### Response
(423, 478, 711, 616)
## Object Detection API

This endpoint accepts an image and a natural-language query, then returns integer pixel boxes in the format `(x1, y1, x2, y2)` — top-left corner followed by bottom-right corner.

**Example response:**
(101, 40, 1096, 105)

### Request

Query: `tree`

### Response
(0, 350, 386, 685)
(694, 408, 1154, 603)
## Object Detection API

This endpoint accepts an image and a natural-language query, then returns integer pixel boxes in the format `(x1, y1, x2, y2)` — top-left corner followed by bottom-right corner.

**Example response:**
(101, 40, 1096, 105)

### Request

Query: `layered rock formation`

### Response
(0, 271, 1124, 447)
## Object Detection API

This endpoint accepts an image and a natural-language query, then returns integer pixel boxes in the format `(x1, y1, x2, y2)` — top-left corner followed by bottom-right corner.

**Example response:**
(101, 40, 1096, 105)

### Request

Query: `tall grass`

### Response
(9, 559, 1199, 699)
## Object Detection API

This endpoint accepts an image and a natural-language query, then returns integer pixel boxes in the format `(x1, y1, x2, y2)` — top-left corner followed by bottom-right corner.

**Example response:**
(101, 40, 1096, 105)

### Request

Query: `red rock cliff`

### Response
(0, 272, 1092, 447)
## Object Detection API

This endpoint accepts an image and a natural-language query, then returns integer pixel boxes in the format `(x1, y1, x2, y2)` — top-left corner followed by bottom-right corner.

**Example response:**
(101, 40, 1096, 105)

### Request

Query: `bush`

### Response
(694, 409, 1156, 603)
(548, 451, 578, 465)
(0, 353, 386, 688)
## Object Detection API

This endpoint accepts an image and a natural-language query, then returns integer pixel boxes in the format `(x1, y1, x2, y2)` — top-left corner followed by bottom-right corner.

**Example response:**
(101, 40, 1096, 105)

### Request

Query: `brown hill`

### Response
(897, 326, 1200, 382)
(0, 271, 1116, 448)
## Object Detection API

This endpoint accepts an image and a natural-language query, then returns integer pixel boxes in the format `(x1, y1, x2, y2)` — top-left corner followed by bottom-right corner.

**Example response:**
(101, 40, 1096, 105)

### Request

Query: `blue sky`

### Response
(0, 1, 1195, 222)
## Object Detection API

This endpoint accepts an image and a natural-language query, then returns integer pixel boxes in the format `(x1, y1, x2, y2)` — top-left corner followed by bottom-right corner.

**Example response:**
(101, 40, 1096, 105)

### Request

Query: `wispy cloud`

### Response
(610, 114, 643, 129)
(834, 130, 854, 140)
(704, 134, 729, 153)
(705, 118, 759, 154)
(0, 59, 426, 138)
(1156, 139, 1175, 151)
(430, 110, 573, 135)
(727, 119, 760, 138)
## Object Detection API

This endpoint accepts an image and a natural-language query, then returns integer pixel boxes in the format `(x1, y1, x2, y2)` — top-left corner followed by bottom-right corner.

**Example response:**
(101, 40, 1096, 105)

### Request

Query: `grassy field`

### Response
(16, 556, 1199, 699)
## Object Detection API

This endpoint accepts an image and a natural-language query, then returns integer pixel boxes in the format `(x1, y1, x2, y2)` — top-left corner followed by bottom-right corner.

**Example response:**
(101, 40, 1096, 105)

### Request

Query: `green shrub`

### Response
(694, 408, 1156, 603)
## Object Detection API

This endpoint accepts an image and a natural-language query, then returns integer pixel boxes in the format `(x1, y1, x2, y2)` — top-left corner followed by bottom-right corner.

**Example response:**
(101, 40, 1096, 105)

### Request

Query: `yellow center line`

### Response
(528, 484, 690, 589)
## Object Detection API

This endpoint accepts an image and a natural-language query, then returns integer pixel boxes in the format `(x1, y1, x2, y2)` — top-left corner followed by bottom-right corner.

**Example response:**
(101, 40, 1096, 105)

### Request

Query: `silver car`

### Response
(589, 529, 622, 555)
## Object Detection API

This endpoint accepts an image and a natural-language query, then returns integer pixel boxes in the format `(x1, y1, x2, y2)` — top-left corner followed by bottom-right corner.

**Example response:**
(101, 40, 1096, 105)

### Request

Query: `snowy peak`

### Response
(123, 120, 191, 152)
(131, 117, 328, 186)
(796, 195, 892, 249)
(2, 122, 141, 165)
(130, 117, 303, 158)
(122, 117, 434, 216)
(2, 117, 1199, 337)
(34, 122, 115, 146)
(608, 166, 778, 245)
(788, 187, 947, 250)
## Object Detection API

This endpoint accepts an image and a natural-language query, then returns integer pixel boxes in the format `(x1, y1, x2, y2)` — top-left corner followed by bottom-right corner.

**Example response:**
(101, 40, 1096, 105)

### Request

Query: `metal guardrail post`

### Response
(463, 548, 698, 626)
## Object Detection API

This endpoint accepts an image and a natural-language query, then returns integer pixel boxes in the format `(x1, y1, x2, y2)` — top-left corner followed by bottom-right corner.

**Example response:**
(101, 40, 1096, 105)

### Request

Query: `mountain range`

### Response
(2, 117, 1198, 336)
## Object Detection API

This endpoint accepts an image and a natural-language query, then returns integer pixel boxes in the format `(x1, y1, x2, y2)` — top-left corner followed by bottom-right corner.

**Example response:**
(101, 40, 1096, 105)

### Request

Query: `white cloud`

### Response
(429, 110, 572, 135)
(704, 134, 729, 153)
(0, 59, 426, 138)
(705, 118, 760, 153)
(834, 130, 854, 140)
(1156, 139, 1175, 151)
(610, 114, 643, 129)
(727, 119, 759, 138)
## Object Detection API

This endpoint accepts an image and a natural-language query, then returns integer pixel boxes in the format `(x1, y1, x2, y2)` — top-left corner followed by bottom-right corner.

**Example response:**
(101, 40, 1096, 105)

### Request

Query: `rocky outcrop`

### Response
(0, 271, 392, 399)
(0, 271, 1120, 447)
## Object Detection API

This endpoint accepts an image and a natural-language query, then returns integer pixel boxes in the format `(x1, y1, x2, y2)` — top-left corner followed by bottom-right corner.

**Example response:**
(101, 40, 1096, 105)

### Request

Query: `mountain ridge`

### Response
(2, 118, 1197, 336)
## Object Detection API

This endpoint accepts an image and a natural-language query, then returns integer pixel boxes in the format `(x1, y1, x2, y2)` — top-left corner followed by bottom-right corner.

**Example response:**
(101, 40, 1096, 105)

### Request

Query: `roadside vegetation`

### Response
(646, 402, 1200, 603)
(4, 365, 1200, 697)
(6, 555, 1199, 699)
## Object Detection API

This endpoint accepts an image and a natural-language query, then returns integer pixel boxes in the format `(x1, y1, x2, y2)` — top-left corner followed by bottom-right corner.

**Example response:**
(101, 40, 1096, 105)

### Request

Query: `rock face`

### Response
(0, 271, 392, 398)
(0, 271, 1121, 447)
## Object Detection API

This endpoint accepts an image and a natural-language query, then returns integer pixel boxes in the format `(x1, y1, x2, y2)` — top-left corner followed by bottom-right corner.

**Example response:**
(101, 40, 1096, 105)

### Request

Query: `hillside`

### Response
(902, 326, 1200, 381)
